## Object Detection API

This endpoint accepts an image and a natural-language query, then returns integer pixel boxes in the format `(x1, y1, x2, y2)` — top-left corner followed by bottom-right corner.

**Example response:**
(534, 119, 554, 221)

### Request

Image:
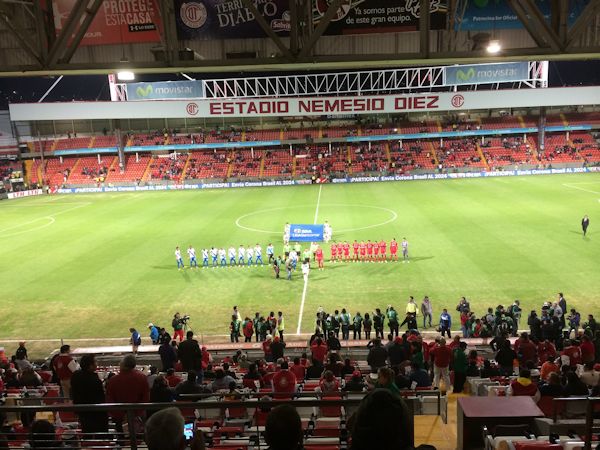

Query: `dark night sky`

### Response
(0, 60, 599, 108)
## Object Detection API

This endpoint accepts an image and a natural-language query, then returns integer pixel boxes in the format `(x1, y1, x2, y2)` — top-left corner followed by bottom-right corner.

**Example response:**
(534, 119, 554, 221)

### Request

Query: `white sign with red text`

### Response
(7, 189, 43, 200)
(9, 86, 600, 121)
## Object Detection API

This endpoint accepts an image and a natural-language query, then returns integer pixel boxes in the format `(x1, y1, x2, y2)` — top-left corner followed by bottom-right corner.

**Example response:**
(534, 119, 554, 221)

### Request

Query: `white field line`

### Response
(0, 202, 90, 238)
(296, 184, 322, 335)
(562, 183, 600, 195)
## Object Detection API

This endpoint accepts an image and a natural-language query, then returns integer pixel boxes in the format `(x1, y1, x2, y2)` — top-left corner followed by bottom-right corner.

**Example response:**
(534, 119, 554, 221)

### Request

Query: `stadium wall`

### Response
(55, 167, 599, 194)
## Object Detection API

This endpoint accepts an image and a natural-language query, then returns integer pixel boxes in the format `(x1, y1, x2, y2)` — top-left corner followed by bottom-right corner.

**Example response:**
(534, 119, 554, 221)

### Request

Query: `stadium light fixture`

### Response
(486, 40, 501, 54)
(117, 71, 135, 81)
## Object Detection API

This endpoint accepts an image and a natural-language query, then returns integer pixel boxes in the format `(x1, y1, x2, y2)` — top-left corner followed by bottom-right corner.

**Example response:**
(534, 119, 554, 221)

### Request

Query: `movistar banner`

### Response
(289, 224, 324, 242)
(445, 62, 529, 86)
(126, 80, 204, 100)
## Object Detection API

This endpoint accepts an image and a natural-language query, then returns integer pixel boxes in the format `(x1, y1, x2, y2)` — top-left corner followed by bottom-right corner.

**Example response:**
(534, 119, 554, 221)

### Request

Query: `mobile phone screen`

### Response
(184, 422, 194, 440)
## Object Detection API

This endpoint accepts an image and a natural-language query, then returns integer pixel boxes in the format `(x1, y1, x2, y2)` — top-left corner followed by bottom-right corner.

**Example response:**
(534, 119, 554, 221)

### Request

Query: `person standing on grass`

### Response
(301, 259, 310, 283)
(175, 246, 184, 270)
(267, 243, 275, 264)
(315, 245, 324, 270)
(363, 313, 372, 340)
(421, 296, 433, 328)
(255, 243, 263, 265)
(582, 214, 590, 236)
(229, 246, 236, 265)
(401, 237, 409, 262)
(389, 238, 398, 261)
(273, 255, 281, 278)
(353, 312, 363, 340)
(187, 245, 197, 268)
(277, 312, 285, 341)
(230, 315, 240, 343)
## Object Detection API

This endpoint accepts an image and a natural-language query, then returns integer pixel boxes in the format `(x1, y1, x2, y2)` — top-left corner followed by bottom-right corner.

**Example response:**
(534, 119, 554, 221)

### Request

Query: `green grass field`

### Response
(1, 173, 599, 347)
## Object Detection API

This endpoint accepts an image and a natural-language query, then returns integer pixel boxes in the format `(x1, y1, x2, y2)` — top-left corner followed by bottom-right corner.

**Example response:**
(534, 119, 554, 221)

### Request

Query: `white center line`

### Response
(296, 184, 322, 335)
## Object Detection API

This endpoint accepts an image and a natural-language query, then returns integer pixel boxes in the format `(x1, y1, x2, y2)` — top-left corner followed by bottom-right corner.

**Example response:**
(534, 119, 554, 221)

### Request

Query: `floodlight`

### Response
(117, 71, 135, 81)
(486, 40, 501, 54)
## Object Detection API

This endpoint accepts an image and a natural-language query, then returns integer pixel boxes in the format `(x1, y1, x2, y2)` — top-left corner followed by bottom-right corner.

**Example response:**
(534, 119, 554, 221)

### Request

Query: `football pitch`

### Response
(1, 173, 599, 347)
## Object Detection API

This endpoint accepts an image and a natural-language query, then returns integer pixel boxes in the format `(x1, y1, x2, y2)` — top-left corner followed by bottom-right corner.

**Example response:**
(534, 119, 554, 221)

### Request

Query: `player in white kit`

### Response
(187, 245, 197, 268)
(175, 247, 184, 270)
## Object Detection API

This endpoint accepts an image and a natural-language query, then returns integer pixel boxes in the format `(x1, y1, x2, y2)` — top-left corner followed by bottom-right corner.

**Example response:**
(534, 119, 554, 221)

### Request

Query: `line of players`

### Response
(175, 244, 276, 269)
(329, 238, 409, 262)
(174, 238, 408, 270)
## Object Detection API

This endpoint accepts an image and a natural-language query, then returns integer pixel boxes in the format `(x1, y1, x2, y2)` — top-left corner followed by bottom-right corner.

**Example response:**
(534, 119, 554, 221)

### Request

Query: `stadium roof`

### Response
(0, 0, 599, 77)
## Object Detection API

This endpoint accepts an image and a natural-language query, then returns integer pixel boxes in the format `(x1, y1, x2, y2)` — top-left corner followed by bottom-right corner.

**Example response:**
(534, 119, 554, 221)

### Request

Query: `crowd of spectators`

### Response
(1, 293, 599, 449)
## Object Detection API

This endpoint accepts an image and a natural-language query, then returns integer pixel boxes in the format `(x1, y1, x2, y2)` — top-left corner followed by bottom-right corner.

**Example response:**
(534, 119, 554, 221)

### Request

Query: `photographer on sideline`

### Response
(172, 313, 189, 342)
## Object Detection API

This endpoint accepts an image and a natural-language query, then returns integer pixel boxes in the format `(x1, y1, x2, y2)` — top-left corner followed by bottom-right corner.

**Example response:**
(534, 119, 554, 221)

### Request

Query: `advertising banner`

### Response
(175, 0, 290, 40)
(126, 81, 204, 100)
(174, 0, 446, 40)
(289, 224, 325, 242)
(445, 62, 529, 86)
(318, 0, 447, 36)
(11, 87, 600, 121)
(455, 0, 589, 31)
(54, 167, 597, 195)
(7, 189, 43, 200)
(51, 0, 161, 46)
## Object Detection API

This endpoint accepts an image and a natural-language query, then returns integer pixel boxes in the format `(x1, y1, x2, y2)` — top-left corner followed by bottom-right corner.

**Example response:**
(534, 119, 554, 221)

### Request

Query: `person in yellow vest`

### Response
(277, 311, 285, 341)
(400, 296, 419, 329)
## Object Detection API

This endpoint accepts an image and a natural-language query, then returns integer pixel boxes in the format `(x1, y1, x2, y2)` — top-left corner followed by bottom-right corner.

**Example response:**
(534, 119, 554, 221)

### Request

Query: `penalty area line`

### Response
(296, 184, 322, 335)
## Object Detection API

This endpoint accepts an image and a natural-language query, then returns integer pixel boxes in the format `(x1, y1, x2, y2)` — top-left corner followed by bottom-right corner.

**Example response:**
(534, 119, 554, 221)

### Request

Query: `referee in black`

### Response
(582, 215, 590, 236)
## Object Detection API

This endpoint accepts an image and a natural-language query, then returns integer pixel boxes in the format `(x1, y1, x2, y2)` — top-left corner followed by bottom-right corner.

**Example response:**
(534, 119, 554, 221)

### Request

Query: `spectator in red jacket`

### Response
(263, 335, 273, 362)
(290, 357, 306, 381)
(106, 354, 150, 437)
(507, 369, 540, 402)
(537, 339, 557, 364)
(431, 338, 452, 391)
(272, 361, 297, 396)
(311, 337, 328, 364)
(52, 344, 80, 398)
(515, 332, 538, 366)
(164, 368, 182, 388)
(580, 335, 595, 364)
(540, 356, 559, 382)
(561, 340, 582, 367)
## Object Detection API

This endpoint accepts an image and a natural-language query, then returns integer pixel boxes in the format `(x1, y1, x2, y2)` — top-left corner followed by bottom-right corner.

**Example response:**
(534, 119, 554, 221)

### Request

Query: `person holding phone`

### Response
(145, 407, 205, 450)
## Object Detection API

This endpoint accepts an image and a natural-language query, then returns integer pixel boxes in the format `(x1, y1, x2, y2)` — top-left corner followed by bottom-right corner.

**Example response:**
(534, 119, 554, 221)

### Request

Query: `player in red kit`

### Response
(359, 240, 367, 261)
(379, 239, 387, 261)
(352, 240, 359, 261)
(390, 238, 398, 261)
(366, 240, 374, 261)
(373, 240, 380, 261)
(343, 241, 350, 261)
(315, 246, 324, 270)
(330, 242, 337, 262)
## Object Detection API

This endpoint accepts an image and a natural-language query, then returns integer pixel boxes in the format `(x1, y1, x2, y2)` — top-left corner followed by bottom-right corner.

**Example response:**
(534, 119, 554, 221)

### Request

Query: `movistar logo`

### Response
(456, 68, 475, 82)
(136, 85, 153, 97)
